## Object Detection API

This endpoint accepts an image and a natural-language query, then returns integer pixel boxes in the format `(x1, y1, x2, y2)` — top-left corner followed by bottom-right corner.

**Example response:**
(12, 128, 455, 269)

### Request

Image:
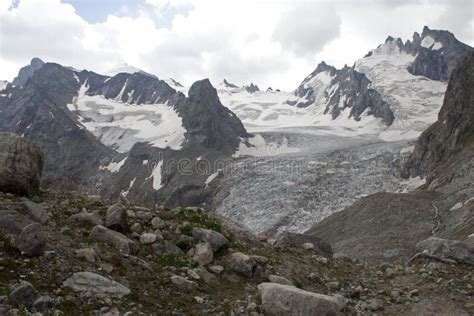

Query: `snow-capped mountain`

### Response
(216, 26, 472, 141)
(0, 58, 250, 207)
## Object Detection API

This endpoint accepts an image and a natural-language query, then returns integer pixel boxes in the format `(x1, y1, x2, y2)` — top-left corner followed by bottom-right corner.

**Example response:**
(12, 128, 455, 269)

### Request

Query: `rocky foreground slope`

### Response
(0, 132, 473, 315)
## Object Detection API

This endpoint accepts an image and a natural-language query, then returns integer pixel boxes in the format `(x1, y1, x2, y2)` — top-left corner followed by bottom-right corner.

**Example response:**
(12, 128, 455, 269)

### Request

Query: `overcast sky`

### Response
(0, 0, 472, 90)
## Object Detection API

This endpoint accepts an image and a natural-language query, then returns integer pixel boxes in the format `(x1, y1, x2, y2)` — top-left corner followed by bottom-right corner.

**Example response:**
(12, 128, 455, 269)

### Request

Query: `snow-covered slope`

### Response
(355, 38, 447, 141)
(67, 82, 186, 152)
(217, 79, 388, 138)
(0, 80, 8, 91)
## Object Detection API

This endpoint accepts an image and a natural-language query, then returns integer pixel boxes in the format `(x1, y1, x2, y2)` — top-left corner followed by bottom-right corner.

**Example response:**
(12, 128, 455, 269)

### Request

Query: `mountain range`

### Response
(0, 26, 472, 219)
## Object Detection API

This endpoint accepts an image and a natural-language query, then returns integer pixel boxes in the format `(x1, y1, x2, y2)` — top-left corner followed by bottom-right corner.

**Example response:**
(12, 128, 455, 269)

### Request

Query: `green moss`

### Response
(156, 255, 190, 268)
(160, 208, 224, 233)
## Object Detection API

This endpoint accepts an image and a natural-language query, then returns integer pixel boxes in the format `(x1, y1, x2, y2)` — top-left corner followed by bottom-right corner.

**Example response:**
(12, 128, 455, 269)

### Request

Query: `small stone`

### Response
(194, 296, 204, 304)
(194, 267, 216, 284)
(208, 265, 224, 274)
(187, 269, 201, 280)
(9, 281, 39, 308)
(409, 289, 419, 296)
(226, 252, 256, 278)
(257, 234, 268, 242)
(303, 242, 315, 250)
(386, 268, 396, 278)
(75, 248, 98, 263)
(314, 255, 328, 265)
(192, 242, 214, 266)
(32, 295, 55, 312)
(130, 223, 143, 234)
(139, 233, 158, 245)
(170, 275, 198, 291)
(366, 299, 383, 311)
(150, 217, 164, 229)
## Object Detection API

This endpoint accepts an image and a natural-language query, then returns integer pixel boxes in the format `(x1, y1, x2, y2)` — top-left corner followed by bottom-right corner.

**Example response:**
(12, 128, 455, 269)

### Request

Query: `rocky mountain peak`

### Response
(314, 61, 337, 75)
(222, 79, 239, 88)
(12, 57, 45, 86)
(188, 79, 219, 103)
(245, 82, 259, 93)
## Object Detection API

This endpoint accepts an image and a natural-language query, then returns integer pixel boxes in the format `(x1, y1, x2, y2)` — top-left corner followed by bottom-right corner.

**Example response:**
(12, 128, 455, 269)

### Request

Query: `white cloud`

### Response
(273, 2, 341, 57)
(0, 0, 472, 90)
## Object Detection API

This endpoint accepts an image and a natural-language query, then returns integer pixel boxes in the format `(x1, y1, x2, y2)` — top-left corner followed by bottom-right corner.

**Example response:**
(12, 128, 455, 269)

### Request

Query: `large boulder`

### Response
(8, 281, 39, 309)
(416, 237, 474, 265)
(192, 228, 229, 252)
(105, 203, 128, 232)
(258, 283, 344, 316)
(0, 209, 32, 236)
(275, 232, 333, 258)
(63, 272, 130, 298)
(21, 198, 49, 224)
(90, 225, 139, 255)
(16, 223, 46, 257)
(0, 133, 44, 196)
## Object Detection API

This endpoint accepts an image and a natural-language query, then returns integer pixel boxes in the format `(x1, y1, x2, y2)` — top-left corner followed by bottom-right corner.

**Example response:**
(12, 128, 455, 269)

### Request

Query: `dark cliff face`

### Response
(291, 62, 394, 125)
(323, 66, 394, 125)
(0, 63, 115, 189)
(176, 79, 250, 153)
(406, 26, 473, 81)
(404, 52, 474, 181)
(11, 57, 45, 86)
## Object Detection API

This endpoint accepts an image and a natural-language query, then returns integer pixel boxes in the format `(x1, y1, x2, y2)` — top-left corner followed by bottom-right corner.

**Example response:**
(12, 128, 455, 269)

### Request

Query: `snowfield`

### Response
(67, 82, 186, 152)
(355, 39, 447, 141)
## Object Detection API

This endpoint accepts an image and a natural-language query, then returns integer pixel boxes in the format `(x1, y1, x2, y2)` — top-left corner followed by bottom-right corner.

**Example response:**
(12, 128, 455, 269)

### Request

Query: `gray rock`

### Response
(258, 282, 344, 315)
(208, 265, 224, 274)
(192, 242, 214, 266)
(75, 248, 99, 263)
(70, 211, 104, 226)
(105, 203, 128, 232)
(63, 272, 130, 298)
(12, 58, 45, 86)
(139, 233, 158, 245)
(170, 275, 198, 291)
(16, 223, 46, 257)
(268, 275, 294, 286)
(9, 281, 39, 309)
(90, 225, 139, 255)
(21, 199, 49, 224)
(150, 217, 164, 229)
(152, 240, 183, 256)
(192, 228, 229, 252)
(130, 223, 143, 234)
(226, 252, 256, 278)
(416, 237, 474, 265)
(0, 209, 32, 236)
(0, 133, 44, 196)
(32, 295, 54, 312)
(194, 267, 216, 284)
